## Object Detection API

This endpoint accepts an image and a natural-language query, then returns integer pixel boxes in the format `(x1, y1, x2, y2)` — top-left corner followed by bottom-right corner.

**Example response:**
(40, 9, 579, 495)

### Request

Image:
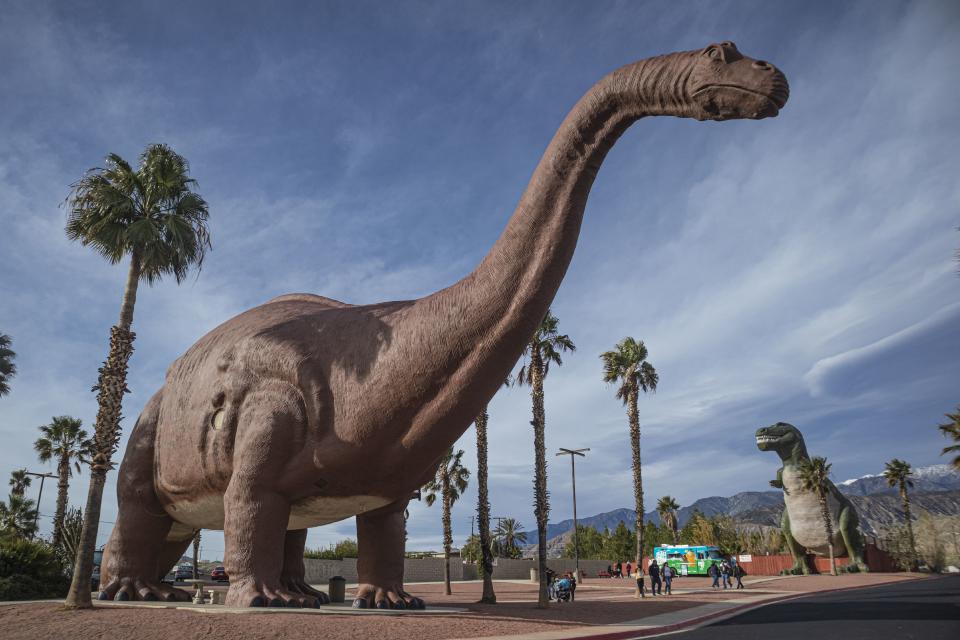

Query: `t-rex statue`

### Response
(99, 42, 788, 609)
(756, 422, 868, 574)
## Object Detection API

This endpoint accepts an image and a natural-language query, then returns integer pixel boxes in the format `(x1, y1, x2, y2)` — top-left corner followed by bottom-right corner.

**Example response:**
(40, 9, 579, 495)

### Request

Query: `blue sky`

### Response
(0, 0, 957, 560)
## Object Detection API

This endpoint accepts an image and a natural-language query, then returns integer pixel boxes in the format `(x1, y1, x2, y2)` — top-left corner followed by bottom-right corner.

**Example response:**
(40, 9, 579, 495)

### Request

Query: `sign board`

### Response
(738, 554, 753, 563)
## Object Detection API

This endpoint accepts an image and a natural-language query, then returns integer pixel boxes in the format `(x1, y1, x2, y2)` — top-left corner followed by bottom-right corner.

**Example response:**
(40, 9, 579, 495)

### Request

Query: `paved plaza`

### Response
(0, 573, 929, 640)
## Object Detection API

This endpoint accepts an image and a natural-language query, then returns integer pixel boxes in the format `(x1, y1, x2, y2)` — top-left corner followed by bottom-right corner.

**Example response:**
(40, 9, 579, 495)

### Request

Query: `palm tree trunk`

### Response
(442, 471, 453, 596)
(65, 468, 107, 608)
(530, 350, 549, 608)
(627, 388, 644, 597)
(818, 493, 836, 575)
(901, 484, 917, 571)
(66, 253, 141, 608)
(475, 408, 497, 604)
(52, 456, 70, 549)
(192, 531, 201, 579)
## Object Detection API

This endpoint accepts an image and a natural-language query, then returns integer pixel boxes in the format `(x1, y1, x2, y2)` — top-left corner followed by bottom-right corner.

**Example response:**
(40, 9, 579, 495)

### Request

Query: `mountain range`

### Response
(523, 464, 960, 547)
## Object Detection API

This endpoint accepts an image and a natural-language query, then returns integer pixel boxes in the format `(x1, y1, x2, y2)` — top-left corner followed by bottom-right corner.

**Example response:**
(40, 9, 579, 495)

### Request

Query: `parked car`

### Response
(175, 564, 195, 581)
(210, 566, 229, 582)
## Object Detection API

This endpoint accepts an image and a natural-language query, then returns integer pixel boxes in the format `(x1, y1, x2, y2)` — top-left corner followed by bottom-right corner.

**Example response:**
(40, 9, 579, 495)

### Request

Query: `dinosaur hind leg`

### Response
(99, 391, 191, 602)
(838, 503, 869, 572)
(780, 508, 811, 575)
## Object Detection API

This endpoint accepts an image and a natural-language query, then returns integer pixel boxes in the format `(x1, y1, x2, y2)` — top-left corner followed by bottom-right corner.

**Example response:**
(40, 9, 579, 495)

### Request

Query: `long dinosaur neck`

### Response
(390, 52, 696, 457)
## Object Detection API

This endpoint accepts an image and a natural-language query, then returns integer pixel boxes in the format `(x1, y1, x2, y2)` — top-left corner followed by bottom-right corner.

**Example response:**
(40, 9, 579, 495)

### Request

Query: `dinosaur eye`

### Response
(704, 46, 721, 60)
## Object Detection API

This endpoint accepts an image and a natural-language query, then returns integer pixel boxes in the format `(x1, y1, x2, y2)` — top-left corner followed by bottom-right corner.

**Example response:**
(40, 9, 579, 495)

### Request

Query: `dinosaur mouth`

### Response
(756, 435, 781, 444)
(693, 84, 788, 113)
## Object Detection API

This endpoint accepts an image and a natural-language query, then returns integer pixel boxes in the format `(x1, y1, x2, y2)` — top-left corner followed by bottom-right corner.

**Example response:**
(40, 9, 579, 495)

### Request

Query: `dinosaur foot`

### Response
(225, 579, 320, 608)
(352, 583, 425, 610)
(99, 576, 191, 603)
(280, 577, 330, 605)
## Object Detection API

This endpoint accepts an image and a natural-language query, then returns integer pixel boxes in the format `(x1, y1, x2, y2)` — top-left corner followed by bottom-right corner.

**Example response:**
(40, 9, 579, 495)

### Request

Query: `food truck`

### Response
(652, 544, 724, 576)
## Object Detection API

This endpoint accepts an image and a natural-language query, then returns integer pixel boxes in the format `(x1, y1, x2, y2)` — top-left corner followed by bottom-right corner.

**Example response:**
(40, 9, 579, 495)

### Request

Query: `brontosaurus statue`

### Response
(99, 42, 788, 609)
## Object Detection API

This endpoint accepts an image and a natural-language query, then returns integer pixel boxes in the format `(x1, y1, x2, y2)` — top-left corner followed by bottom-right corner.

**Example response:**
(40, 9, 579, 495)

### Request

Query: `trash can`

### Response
(530, 568, 538, 583)
(328, 576, 346, 603)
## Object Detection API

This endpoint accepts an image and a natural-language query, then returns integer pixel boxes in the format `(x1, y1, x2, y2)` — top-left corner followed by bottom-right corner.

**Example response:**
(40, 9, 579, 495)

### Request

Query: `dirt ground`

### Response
(0, 574, 924, 640)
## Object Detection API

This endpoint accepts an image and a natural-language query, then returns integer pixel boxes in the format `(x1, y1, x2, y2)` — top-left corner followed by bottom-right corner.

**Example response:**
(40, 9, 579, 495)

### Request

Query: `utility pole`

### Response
(24, 471, 57, 540)
(556, 448, 589, 581)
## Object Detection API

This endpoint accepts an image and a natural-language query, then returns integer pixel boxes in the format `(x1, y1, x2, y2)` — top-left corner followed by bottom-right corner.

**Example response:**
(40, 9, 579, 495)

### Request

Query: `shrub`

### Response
(304, 538, 359, 560)
(0, 537, 69, 600)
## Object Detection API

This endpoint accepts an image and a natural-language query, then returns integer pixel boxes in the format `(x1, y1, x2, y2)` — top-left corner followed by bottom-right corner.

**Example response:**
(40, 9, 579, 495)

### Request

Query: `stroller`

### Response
(553, 576, 573, 602)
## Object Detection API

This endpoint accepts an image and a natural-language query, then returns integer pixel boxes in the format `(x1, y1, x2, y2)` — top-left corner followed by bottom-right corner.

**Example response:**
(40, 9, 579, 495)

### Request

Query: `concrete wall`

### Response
(304, 557, 614, 584)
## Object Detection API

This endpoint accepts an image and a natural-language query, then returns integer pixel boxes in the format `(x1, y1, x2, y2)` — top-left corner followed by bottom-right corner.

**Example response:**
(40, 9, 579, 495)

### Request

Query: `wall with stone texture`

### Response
(304, 557, 615, 585)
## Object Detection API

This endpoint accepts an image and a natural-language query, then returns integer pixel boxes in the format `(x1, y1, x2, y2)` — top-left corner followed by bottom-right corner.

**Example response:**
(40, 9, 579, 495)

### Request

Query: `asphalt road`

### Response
(671, 575, 960, 640)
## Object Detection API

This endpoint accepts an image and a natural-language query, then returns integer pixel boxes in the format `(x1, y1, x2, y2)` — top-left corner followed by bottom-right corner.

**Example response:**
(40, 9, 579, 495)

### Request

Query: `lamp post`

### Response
(24, 471, 57, 540)
(556, 448, 589, 581)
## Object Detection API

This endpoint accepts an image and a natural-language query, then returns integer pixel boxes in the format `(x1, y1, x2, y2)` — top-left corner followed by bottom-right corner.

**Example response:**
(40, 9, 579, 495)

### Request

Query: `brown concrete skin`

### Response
(99, 42, 788, 610)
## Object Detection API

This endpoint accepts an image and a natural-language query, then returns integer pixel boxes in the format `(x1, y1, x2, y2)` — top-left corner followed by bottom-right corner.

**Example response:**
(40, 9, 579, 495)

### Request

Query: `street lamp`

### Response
(24, 471, 57, 540)
(556, 448, 589, 581)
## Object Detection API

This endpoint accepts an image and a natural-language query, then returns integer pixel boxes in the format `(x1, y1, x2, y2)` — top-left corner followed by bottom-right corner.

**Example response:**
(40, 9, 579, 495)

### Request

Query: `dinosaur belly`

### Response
(782, 468, 844, 555)
(164, 494, 391, 531)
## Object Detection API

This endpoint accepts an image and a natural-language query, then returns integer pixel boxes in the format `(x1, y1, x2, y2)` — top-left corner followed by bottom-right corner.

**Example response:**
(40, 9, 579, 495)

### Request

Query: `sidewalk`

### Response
(0, 573, 927, 640)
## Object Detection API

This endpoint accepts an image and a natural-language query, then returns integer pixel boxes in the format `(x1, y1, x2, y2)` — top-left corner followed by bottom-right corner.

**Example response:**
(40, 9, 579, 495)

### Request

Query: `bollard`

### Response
(530, 568, 538, 583)
(328, 576, 346, 603)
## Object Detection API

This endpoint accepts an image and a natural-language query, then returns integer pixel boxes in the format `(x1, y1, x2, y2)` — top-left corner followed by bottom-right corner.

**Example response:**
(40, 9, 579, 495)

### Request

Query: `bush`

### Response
(304, 538, 359, 560)
(0, 537, 69, 600)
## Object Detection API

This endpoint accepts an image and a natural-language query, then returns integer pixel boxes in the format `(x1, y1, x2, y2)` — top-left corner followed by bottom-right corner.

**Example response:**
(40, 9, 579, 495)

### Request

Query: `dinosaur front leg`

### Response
(780, 508, 810, 575)
(280, 529, 330, 606)
(838, 502, 869, 572)
(222, 385, 311, 608)
(353, 499, 424, 610)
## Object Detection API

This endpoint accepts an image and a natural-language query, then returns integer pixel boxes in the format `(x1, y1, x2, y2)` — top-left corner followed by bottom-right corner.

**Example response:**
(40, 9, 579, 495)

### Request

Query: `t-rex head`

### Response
(686, 41, 789, 121)
(755, 421, 805, 457)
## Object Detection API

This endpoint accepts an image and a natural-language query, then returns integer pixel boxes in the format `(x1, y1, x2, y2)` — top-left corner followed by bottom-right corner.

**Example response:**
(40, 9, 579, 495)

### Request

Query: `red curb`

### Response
(554, 575, 926, 640)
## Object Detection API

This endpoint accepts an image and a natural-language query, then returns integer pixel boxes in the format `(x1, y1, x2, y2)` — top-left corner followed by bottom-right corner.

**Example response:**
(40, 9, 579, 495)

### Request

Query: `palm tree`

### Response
(34, 416, 93, 548)
(495, 518, 528, 558)
(192, 530, 202, 579)
(0, 333, 15, 397)
(883, 459, 917, 570)
(938, 407, 960, 470)
(8, 469, 31, 497)
(797, 456, 837, 576)
(474, 376, 511, 604)
(516, 309, 575, 608)
(64, 143, 211, 608)
(58, 508, 84, 567)
(657, 496, 680, 544)
(423, 448, 470, 596)
(0, 494, 39, 540)
(600, 337, 657, 595)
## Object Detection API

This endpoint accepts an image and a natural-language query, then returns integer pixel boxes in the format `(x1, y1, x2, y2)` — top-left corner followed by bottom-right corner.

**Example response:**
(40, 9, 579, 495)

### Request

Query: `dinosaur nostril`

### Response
(753, 60, 772, 71)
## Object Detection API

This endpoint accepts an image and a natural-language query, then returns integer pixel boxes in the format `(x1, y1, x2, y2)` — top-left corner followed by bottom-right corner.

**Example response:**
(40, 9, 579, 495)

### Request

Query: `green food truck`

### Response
(652, 544, 724, 576)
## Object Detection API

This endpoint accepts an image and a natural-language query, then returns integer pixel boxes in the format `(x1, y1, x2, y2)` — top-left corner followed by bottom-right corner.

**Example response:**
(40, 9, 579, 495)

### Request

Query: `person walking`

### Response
(615, 561, 623, 578)
(662, 563, 674, 595)
(625, 561, 632, 577)
(720, 559, 732, 589)
(708, 561, 720, 589)
(649, 559, 662, 596)
(734, 562, 745, 589)
(635, 563, 646, 598)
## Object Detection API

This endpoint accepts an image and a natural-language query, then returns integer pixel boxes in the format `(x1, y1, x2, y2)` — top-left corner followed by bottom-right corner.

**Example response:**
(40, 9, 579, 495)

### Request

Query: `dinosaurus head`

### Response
(755, 421, 804, 455)
(685, 41, 789, 121)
